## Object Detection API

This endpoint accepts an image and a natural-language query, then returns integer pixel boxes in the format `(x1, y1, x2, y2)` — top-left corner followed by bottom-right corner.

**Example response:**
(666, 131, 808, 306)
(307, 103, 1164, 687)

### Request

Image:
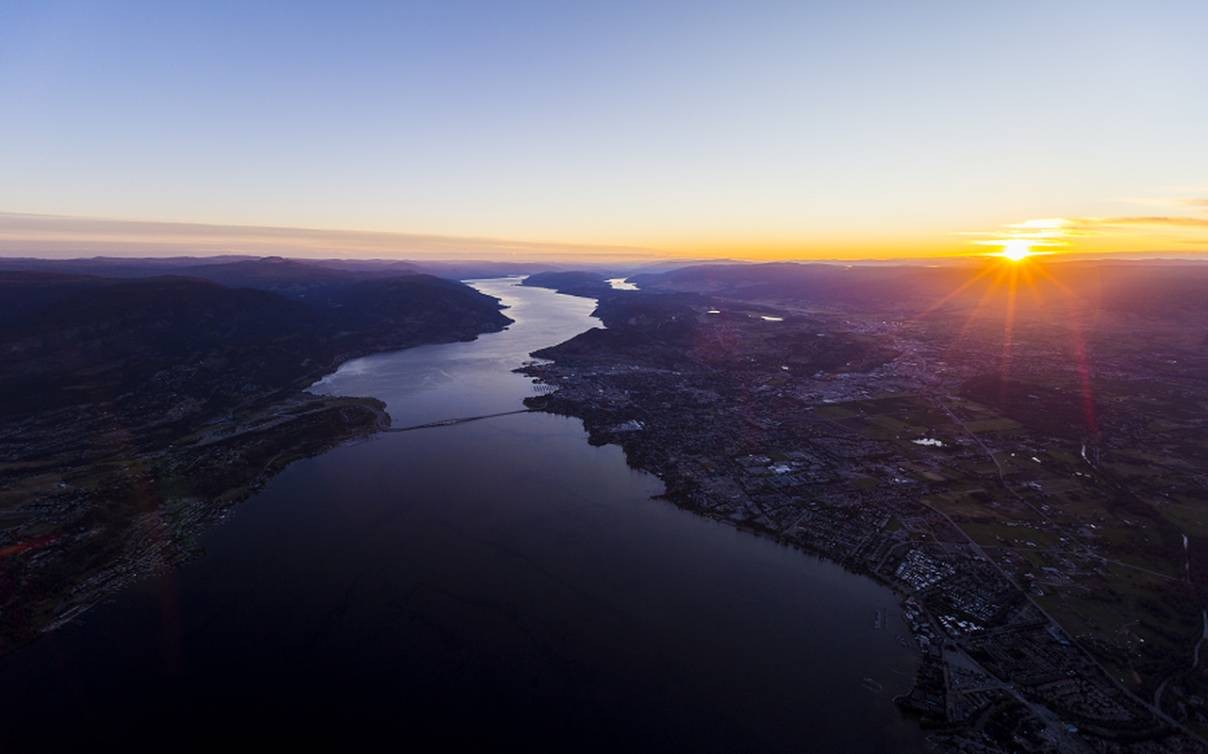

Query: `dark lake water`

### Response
(0, 278, 924, 751)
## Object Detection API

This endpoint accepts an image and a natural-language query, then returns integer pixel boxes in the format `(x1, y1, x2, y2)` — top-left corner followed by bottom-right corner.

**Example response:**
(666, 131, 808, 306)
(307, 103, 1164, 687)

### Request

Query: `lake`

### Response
(0, 278, 924, 752)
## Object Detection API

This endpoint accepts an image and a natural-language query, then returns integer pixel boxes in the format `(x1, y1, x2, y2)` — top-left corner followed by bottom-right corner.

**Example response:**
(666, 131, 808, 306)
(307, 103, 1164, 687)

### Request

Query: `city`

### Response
(523, 261, 1208, 752)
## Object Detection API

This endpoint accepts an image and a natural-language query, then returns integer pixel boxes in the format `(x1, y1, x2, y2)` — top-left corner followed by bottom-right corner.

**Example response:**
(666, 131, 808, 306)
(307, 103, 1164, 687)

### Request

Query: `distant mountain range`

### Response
(628, 259, 1208, 319)
(0, 268, 511, 422)
(0, 255, 584, 285)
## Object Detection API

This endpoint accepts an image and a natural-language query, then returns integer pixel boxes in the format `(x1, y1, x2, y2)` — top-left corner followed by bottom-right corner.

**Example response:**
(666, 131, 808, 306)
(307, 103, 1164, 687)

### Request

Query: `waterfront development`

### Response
(521, 262, 1208, 752)
(0, 279, 923, 751)
(5, 4, 1205, 750)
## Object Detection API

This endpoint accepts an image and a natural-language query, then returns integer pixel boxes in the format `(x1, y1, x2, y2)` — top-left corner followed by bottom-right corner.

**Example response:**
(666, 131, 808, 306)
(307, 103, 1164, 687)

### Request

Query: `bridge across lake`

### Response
(383, 408, 534, 432)
(0, 278, 923, 752)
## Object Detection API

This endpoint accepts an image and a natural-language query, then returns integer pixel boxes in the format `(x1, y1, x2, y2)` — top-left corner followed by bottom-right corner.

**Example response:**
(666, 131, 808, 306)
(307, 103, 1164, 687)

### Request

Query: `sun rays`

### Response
(917, 252, 1100, 437)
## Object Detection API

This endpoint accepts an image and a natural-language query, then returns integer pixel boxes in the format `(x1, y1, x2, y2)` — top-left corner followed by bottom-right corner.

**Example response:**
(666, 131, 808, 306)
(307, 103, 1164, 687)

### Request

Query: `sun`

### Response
(997, 239, 1034, 262)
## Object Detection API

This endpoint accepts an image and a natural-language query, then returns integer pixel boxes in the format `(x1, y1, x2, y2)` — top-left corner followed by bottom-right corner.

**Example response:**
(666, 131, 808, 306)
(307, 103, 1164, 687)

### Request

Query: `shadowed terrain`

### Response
(0, 259, 511, 652)
(523, 259, 1208, 751)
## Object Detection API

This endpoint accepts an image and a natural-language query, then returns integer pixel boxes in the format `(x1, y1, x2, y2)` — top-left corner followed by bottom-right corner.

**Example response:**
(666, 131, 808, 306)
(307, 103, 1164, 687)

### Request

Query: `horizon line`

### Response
(1, 210, 1205, 265)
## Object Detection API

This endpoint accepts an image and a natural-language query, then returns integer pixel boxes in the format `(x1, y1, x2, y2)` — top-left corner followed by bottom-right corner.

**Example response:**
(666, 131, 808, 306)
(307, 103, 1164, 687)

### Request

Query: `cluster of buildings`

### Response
(522, 296, 1207, 751)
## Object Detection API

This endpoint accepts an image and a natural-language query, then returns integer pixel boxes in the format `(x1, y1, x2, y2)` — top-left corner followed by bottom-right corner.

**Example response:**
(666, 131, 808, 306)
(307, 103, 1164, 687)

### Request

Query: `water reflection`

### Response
(606, 277, 639, 291)
(0, 278, 922, 753)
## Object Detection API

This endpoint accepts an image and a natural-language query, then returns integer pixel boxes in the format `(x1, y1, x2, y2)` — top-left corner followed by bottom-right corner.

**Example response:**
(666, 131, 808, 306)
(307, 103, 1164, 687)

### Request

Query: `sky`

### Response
(1, 0, 1206, 261)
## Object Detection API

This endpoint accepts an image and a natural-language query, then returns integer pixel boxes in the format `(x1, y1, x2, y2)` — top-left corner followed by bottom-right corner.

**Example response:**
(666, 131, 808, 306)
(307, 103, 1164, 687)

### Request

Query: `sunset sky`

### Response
(2, 1, 1206, 261)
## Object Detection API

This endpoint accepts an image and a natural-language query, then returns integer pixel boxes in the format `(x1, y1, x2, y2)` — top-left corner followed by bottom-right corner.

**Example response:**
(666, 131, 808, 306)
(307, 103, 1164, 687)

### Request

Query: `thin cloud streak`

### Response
(959, 214, 1208, 257)
(0, 212, 663, 262)
(1099, 216, 1208, 228)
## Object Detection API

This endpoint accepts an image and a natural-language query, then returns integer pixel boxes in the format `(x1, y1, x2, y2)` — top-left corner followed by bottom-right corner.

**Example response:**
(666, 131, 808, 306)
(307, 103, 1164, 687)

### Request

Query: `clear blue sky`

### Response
(2, 0, 1206, 259)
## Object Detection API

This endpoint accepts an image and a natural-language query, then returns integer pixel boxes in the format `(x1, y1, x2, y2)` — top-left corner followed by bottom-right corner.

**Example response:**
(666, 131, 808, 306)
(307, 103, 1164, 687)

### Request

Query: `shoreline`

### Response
(515, 281, 1200, 750)
(0, 313, 512, 657)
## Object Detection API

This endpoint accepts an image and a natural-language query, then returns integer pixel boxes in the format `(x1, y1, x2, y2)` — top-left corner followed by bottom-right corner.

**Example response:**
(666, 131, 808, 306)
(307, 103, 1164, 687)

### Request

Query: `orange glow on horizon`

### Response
(0, 211, 1205, 263)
